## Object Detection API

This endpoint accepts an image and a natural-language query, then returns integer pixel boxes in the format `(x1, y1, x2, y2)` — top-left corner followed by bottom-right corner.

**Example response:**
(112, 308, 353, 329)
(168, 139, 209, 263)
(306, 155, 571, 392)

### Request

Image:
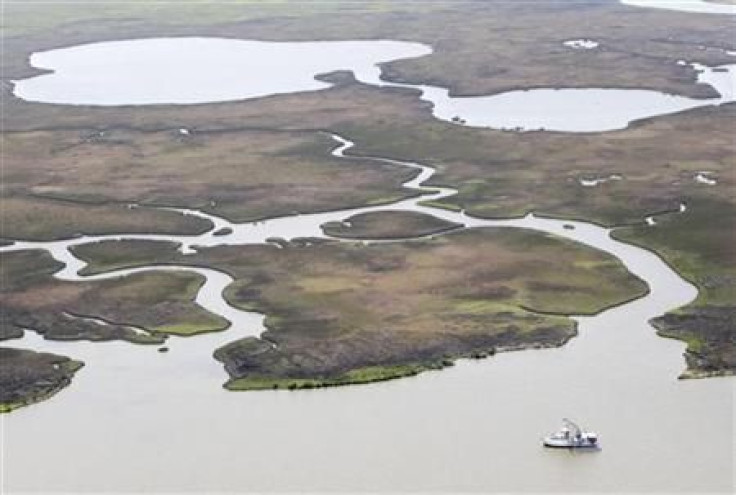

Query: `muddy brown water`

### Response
(2, 36, 734, 492)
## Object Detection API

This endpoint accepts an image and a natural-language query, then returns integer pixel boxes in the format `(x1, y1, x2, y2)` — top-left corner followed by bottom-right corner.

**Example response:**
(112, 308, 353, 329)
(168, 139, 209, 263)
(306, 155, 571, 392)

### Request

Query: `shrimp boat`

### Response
(543, 418, 599, 449)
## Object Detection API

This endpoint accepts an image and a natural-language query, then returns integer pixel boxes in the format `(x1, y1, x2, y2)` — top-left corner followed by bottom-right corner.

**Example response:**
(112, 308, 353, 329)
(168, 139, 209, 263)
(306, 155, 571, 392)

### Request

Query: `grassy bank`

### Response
(69, 228, 648, 388)
(210, 228, 644, 387)
(0, 347, 83, 413)
(0, 196, 211, 242)
(2, 0, 733, 387)
(613, 197, 736, 377)
(2, 128, 417, 233)
(219, 351, 436, 391)
(0, 250, 228, 343)
(4, 1, 733, 98)
(322, 211, 462, 240)
(72, 240, 183, 275)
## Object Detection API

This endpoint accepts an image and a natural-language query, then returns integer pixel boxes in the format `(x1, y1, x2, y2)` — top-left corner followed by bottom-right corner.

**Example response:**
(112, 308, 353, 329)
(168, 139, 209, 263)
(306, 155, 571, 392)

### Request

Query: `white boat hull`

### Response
(543, 437, 599, 449)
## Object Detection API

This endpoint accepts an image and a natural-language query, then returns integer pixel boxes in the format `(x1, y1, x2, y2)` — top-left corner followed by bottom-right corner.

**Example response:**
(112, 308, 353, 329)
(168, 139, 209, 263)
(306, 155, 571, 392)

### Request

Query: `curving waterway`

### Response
(2, 133, 734, 492)
(4, 23, 736, 492)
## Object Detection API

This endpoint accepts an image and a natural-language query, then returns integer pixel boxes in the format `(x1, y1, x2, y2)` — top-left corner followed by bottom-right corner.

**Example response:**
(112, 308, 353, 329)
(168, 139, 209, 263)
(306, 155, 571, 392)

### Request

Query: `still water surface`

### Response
(622, 0, 736, 14)
(13, 38, 735, 132)
(3, 30, 735, 493)
(3, 134, 734, 493)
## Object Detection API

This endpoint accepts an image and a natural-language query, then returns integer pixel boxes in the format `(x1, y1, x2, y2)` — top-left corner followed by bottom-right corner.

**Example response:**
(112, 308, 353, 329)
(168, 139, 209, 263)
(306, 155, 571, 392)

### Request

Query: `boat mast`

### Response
(563, 418, 582, 438)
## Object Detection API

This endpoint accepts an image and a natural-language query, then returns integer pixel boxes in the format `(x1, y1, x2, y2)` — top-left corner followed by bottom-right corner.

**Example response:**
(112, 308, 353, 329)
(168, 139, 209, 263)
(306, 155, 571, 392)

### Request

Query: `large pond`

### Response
(622, 0, 736, 14)
(3, 134, 734, 493)
(13, 37, 736, 132)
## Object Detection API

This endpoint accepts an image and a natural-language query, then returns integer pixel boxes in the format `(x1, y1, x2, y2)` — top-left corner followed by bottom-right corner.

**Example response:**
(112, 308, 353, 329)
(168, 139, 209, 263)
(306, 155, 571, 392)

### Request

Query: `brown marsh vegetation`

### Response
(68, 229, 647, 388)
(1, 0, 734, 406)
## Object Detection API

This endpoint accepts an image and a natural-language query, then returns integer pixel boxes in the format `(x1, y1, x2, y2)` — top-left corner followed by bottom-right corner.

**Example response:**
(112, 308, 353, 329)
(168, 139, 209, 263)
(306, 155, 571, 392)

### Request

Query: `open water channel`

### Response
(2, 4, 735, 492)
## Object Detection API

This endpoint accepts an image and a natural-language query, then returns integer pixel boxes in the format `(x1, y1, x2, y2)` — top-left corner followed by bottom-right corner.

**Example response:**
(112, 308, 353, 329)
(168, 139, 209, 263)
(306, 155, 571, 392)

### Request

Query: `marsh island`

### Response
(1, 1, 734, 492)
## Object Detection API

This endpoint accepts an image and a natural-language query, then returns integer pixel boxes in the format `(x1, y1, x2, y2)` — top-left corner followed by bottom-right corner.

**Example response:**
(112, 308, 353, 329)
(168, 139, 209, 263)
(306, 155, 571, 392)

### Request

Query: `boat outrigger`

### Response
(543, 418, 599, 449)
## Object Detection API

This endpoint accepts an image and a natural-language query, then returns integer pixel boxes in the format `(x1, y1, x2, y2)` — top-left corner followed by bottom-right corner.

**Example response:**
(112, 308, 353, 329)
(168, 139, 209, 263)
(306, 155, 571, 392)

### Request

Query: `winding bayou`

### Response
(4, 134, 732, 493)
(1, 131, 659, 389)
(1, 0, 734, 492)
